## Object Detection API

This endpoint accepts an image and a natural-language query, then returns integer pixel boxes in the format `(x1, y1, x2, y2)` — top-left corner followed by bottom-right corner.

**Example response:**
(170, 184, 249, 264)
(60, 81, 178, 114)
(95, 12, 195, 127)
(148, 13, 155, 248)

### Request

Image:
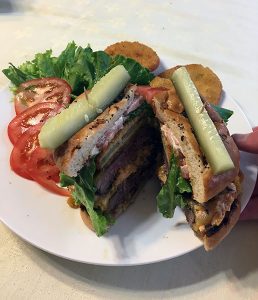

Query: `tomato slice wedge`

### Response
(10, 124, 41, 180)
(8, 102, 62, 145)
(11, 125, 70, 196)
(14, 77, 71, 114)
(136, 86, 167, 104)
(27, 148, 70, 197)
(27, 147, 60, 182)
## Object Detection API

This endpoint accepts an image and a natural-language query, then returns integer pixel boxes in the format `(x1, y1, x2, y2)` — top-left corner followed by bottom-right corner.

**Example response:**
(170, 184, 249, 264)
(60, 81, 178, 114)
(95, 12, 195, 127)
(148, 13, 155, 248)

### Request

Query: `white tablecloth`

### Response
(1, 1, 258, 299)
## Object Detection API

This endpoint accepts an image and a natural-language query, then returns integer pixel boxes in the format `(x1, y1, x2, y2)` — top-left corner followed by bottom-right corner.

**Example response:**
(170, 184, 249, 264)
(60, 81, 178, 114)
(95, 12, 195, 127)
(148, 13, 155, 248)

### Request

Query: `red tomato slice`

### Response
(27, 148, 70, 197)
(10, 124, 42, 180)
(10, 125, 70, 196)
(136, 86, 167, 104)
(27, 147, 60, 182)
(14, 77, 71, 114)
(8, 102, 62, 145)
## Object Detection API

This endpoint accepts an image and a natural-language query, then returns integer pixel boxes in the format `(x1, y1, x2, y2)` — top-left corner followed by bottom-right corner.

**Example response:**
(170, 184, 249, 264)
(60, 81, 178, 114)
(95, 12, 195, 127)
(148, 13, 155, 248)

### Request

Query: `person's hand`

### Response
(233, 127, 258, 220)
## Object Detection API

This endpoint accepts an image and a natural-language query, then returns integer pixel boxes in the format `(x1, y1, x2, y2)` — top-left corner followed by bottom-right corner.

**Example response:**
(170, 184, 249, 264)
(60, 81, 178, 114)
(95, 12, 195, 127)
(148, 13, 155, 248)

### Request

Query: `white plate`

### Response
(0, 84, 257, 266)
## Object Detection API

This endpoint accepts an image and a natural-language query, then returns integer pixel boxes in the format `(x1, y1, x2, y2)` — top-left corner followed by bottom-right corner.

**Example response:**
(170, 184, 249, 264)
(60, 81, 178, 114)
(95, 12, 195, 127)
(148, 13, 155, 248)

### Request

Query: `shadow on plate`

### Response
(23, 221, 258, 292)
(102, 178, 168, 260)
(0, 0, 17, 13)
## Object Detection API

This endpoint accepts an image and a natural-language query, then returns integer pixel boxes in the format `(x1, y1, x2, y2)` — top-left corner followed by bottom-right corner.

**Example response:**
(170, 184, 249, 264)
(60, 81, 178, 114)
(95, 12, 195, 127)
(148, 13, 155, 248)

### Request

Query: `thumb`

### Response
(232, 127, 258, 154)
(240, 196, 258, 221)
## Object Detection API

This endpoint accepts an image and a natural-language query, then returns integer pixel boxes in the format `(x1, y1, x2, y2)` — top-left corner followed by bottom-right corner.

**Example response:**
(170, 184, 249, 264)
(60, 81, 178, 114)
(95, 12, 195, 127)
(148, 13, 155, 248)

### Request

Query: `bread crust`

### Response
(203, 199, 241, 250)
(80, 209, 94, 232)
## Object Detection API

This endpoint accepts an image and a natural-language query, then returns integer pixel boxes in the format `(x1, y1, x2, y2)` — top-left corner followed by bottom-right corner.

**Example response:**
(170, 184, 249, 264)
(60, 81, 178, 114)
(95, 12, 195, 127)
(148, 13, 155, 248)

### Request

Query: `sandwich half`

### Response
(54, 84, 161, 236)
(151, 66, 242, 250)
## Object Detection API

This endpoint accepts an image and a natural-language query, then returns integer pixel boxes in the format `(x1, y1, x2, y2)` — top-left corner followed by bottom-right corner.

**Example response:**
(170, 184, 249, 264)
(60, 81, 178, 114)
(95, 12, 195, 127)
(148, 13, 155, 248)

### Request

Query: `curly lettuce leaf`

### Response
(2, 63, 33, 86)
(157, 153, 192, 218)
(60, 160, 111, 236)
(2, 42, 154, 95)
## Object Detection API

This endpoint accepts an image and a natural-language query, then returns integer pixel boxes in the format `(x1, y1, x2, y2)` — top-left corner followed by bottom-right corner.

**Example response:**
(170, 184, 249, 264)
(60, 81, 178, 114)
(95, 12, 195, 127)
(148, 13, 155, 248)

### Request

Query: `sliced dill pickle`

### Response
(171, 67, 234, 175)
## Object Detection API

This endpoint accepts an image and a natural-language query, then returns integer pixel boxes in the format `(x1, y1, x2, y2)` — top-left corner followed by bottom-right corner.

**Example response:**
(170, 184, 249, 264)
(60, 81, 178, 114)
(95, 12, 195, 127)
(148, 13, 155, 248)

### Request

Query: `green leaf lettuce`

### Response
(60, 159, 112, 236)
(2, 42, 154, 96)
(157, 153, 192, 218)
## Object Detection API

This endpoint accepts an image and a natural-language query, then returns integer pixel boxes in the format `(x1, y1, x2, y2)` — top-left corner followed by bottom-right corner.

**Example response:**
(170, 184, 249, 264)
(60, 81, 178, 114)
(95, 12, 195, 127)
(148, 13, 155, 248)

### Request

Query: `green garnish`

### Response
(157, 153, 191, 218)
(60, 159, 112, 236)
(2, 42, 154, 96)
(211, 104, 233, 123)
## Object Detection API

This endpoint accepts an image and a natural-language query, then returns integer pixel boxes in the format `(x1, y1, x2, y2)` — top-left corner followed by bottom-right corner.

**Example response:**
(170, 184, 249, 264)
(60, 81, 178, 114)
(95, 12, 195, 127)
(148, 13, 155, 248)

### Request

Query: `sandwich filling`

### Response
(184, 175, 241, 239)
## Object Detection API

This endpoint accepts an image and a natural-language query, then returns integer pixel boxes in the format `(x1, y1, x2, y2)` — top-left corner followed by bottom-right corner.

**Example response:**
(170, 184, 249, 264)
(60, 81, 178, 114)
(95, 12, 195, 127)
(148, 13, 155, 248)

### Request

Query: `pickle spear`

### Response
(39, 65, 130, 149)
(171, 67, 234, 175)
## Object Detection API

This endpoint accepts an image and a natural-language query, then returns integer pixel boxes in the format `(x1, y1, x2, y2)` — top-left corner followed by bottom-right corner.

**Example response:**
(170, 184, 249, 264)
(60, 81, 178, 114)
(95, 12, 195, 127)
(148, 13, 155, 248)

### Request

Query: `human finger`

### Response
(239, 196, 258, 221)
(232, 128, 258, 154)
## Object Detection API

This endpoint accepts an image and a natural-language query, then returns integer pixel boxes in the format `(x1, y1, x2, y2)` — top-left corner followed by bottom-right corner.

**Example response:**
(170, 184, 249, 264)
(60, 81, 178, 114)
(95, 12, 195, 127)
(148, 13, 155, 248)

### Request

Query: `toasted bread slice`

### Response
(152, 96, 239, 202)
(54, 87, 141, 177)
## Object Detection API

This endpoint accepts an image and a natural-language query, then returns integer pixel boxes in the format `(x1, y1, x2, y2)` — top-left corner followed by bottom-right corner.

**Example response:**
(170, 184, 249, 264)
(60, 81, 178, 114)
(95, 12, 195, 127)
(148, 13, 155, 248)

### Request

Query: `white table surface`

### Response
(1, 1, 258, 299)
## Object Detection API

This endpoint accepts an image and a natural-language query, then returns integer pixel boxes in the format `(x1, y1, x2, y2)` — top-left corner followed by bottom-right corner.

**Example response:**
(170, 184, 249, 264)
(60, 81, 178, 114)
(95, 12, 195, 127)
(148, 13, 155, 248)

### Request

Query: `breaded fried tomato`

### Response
(105, 41, 160, 71)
